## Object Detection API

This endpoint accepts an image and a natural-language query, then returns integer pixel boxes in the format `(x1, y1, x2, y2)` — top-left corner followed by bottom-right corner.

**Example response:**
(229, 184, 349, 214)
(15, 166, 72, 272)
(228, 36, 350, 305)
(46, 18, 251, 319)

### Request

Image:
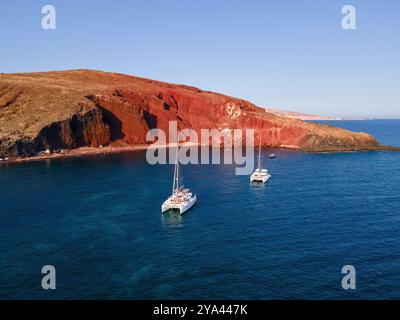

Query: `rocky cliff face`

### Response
(0, 70, 390, 158)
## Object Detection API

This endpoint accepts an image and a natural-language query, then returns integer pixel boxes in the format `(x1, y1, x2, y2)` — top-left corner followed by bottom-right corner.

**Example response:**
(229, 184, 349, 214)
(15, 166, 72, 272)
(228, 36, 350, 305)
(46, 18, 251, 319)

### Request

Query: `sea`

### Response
(0, 120, 399, 299)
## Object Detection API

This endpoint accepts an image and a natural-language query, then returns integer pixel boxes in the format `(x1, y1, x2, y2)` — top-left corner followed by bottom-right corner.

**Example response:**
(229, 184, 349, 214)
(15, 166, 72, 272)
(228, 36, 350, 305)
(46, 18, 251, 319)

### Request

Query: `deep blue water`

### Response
(1, 120, 399, 299)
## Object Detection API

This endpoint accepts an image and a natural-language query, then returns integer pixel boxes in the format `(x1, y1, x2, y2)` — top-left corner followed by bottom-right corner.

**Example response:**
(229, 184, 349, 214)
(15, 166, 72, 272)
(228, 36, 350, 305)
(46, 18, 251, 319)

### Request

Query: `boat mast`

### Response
(172, 145, 179, 194)
(257, 134, 262, 170)
(176, 145, 180, 191)
(172, 144, 181, 194)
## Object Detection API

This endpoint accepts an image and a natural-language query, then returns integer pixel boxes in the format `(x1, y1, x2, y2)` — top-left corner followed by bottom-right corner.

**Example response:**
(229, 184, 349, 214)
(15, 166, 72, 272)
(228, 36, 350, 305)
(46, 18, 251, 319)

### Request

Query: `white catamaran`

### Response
(250, 136, 271, 184)
(161, 146, 197, 215)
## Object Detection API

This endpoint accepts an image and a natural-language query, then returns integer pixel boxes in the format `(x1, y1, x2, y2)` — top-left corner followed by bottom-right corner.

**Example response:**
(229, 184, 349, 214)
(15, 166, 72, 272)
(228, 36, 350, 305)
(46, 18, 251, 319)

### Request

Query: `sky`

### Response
(0, 0, 399, 118)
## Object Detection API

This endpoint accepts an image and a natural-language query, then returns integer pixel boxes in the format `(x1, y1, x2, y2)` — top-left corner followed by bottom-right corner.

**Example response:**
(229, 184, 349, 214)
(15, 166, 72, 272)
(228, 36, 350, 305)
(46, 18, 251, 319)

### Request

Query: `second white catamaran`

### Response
(250, 136, 271, 184)
(161, 146, 197, 215)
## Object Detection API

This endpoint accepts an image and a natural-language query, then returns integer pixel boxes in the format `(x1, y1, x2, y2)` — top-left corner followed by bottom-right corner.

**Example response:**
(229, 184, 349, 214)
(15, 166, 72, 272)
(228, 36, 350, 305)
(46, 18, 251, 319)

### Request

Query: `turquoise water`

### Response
(0, 120, 399, 299)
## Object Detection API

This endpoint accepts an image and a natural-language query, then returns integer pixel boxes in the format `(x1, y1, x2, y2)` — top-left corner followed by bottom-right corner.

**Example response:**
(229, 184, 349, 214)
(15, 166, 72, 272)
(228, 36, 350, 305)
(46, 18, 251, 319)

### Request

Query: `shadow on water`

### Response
(250, 181, 268, 188)
(161, 211, 184, 228)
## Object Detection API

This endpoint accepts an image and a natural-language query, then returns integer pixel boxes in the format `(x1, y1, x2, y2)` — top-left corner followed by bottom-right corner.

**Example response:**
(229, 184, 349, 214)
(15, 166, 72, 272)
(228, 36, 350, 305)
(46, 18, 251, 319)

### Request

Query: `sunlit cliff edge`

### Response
(0, 70, 397, 158)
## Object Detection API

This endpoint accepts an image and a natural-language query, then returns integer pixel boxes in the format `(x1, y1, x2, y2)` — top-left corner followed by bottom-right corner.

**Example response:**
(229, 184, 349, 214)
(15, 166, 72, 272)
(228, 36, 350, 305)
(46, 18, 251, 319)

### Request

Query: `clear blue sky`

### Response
(1, 0, 399, 118)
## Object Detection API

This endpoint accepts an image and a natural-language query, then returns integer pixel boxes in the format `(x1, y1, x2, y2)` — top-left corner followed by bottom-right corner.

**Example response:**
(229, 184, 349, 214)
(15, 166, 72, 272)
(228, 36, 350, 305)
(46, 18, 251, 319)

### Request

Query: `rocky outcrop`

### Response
(0, 107, 110, 157)
(0, 69, 395, 158)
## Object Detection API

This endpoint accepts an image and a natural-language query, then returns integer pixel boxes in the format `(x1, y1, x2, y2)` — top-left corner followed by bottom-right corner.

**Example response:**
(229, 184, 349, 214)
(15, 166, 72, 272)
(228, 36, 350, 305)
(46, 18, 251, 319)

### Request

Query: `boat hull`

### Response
(250, 173, 271, 184)
(161, 195, 197, 215)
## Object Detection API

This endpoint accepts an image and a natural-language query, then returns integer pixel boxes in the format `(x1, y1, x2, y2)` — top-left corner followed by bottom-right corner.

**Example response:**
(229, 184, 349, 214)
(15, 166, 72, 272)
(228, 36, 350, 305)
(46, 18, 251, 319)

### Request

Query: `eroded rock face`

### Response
(0, 108, 110, 157)
(34, 107, 111, 151)
(0, 69, 390, 158)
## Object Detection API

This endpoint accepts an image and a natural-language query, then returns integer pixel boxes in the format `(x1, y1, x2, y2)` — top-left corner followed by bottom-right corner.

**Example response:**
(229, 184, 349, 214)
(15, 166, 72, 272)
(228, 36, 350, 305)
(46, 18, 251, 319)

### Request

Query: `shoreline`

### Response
(0, 143, 203, 166)
(1, 142, 399, 166)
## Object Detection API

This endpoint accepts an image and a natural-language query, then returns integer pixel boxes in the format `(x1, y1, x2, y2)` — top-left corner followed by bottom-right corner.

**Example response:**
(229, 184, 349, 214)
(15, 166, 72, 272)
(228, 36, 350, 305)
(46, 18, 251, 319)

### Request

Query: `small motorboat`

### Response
(269, 153, 276, 159)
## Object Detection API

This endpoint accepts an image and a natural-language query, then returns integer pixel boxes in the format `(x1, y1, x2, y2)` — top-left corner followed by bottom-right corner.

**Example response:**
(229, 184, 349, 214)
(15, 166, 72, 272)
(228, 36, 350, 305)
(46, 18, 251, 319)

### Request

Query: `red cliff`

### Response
(0, 70, 393, 158)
